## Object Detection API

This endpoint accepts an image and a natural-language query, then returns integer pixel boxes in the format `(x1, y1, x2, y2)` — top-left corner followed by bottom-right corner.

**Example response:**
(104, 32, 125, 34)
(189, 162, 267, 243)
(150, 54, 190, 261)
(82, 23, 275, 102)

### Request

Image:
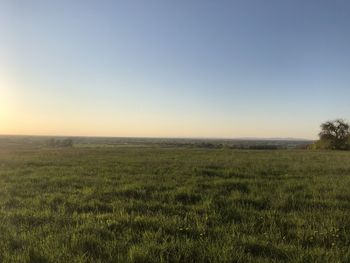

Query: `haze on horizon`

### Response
(1, 0, 350, 140)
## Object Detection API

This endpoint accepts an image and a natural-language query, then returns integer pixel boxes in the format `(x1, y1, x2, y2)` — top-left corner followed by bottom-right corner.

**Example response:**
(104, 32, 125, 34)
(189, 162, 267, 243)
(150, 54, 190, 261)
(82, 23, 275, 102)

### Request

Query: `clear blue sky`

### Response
(1, 0, 350, 139)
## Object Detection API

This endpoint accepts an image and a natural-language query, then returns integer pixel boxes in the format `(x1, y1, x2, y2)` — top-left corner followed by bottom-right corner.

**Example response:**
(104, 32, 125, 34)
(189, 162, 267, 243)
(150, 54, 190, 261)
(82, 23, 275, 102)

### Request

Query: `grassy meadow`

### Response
(0, 138, 350, 262)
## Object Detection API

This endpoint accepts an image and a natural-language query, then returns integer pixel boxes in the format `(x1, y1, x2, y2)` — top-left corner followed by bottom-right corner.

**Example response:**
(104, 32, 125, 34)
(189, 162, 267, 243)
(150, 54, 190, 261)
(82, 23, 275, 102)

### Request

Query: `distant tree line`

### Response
(309, 119, 350, 150)
(175, 142, 281, 150)
(46, 138, 73, 148)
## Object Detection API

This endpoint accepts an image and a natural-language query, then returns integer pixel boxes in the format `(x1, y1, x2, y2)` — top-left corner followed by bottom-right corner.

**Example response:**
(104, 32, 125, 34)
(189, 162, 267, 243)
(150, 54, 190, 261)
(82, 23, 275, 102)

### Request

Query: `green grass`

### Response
(0, 145, 350, 262)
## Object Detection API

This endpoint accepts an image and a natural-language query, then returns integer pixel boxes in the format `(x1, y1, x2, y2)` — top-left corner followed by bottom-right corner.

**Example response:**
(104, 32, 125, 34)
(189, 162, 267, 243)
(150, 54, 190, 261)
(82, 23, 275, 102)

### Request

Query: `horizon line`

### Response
(0, 133, 315, 141)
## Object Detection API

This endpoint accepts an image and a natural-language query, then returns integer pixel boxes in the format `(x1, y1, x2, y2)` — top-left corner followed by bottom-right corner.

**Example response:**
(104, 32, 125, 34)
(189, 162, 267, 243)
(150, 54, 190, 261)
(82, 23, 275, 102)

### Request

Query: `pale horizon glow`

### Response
(1, 1, 350, 140)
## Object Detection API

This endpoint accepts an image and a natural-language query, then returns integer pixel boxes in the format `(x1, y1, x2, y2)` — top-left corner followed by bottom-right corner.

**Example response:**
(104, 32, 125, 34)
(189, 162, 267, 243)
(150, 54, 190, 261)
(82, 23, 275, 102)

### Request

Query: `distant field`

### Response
(0, 138, 349, 262)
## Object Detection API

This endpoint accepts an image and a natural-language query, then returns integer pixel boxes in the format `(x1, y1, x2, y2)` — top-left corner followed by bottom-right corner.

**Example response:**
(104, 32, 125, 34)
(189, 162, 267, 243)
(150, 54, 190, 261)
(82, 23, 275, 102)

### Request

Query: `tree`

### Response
(61, 138, 73, 147)
(46, 138, 73, 148)
(318, 119, 350, 150)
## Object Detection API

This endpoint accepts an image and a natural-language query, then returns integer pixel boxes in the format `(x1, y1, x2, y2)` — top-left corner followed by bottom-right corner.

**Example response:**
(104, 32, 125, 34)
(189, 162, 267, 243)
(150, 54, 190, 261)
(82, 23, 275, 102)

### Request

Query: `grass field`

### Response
(0, 140, 350, 262)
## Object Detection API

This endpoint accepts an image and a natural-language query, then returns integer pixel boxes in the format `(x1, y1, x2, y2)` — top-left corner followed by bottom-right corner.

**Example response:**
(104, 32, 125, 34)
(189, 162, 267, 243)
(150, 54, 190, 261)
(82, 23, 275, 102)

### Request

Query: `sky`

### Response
(1, 0, 350, 139)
